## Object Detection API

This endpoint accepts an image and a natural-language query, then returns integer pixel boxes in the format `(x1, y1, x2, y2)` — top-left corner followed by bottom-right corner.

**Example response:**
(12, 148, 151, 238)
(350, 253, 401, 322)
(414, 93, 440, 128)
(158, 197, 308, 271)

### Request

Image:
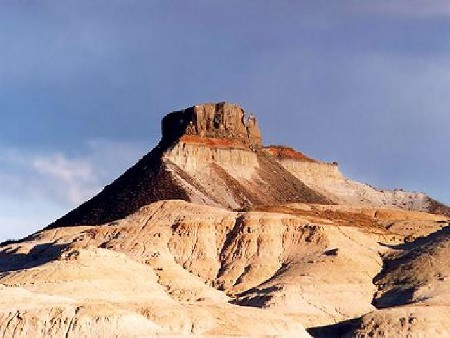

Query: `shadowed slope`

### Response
(48, 146, 190, 228)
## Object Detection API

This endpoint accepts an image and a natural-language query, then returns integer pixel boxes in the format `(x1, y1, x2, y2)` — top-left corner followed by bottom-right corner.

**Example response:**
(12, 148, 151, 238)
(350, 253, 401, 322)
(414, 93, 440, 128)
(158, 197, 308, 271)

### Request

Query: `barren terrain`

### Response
(1, 103, 449, 337)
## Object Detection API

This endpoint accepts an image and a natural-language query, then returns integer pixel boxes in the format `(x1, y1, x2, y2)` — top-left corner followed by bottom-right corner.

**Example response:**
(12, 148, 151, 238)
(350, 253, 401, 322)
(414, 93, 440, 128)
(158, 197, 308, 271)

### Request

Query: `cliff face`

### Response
(161, 102, 262, 148)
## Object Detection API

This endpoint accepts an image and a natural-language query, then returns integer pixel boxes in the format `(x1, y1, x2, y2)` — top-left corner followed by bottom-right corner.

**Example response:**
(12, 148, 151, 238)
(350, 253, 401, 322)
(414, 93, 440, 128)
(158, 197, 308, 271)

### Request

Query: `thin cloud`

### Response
(0, 139, 146, 206)
(0, 139, 146, 241)
(32, 153, 97, 205)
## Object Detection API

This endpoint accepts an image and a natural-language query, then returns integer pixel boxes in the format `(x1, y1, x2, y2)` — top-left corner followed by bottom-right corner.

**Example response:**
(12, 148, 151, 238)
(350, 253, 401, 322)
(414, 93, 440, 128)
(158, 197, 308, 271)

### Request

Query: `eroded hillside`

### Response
(1, 102, 449, 337)
(2, 200, 449, 336)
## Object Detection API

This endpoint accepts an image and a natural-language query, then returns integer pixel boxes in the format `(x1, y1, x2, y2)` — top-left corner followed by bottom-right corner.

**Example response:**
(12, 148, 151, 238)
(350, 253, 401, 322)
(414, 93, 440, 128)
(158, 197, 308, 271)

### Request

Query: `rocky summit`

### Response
(1, 102, 450, 337)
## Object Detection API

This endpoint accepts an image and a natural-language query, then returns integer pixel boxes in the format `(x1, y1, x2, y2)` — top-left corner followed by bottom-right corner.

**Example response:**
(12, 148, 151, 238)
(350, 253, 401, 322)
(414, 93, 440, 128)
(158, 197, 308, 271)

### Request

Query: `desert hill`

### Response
(49, 102, 449, 229)
(1, 102, 449, 337)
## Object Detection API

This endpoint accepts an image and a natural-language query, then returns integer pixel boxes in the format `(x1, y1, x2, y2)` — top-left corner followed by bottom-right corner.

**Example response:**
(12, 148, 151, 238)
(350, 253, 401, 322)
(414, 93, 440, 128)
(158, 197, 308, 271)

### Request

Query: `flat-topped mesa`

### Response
(45, 101, 450, 230)
(161, 102, 262, 149)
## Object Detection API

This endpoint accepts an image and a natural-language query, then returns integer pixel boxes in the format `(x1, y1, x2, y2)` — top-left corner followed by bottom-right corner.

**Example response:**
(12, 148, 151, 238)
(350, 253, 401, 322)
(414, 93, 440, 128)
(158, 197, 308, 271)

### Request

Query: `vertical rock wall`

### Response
(162, 102, 262, 148)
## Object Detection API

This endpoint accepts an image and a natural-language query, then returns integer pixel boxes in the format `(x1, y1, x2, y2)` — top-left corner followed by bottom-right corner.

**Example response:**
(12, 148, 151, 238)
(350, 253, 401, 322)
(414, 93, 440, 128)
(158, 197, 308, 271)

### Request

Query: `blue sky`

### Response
(1, 1, 449, 241)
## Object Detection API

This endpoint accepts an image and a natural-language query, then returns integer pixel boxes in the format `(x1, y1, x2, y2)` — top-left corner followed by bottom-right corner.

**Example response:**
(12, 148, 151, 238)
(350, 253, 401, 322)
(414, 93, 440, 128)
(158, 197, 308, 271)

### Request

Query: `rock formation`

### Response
(1, 102, 450, 337)
(47, 102, 333, 229)
(47, 102, 449, 229)
(162, 102, 262, 148)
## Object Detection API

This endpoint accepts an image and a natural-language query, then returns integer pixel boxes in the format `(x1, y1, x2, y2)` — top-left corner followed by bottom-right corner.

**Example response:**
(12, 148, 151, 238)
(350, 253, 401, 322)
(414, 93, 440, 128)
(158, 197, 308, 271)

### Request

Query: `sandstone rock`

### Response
(247, 112, 262, 147)
(162, 102, 262, 148)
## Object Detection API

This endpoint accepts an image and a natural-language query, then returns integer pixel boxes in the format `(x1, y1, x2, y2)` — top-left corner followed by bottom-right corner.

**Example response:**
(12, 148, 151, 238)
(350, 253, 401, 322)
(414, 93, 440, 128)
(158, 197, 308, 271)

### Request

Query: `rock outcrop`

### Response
(162, 102, 262, 148)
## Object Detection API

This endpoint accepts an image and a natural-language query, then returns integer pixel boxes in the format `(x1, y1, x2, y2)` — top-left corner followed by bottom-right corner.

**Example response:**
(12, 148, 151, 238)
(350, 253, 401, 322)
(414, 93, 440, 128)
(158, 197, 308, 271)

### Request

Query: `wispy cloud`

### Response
(0, 139, 147, 240)
(31, 153, 97, 205)
(0, 139, 146, 206)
